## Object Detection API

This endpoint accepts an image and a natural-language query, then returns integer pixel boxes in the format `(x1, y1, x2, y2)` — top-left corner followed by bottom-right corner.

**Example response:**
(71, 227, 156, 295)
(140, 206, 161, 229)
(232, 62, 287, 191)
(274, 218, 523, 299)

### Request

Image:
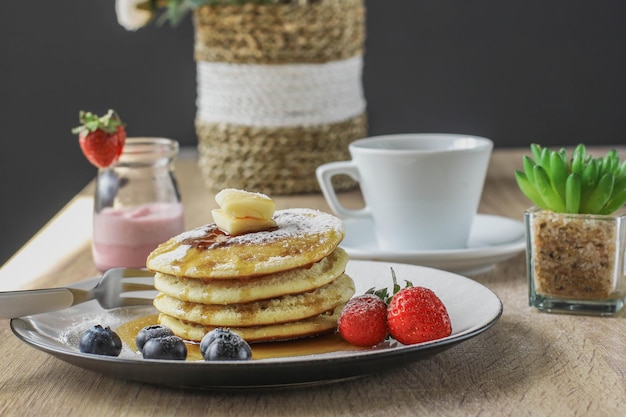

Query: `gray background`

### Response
(1, 1, 625, 264)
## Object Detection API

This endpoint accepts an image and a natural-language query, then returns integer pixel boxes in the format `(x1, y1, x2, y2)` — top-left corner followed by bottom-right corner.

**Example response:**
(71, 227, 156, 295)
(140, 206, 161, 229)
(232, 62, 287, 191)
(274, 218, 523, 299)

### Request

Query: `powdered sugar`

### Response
(147, 208, 345, 278)
(175, 208, 343, 250)
(227, 208, 343, 245)
(151, 245, 191, 271)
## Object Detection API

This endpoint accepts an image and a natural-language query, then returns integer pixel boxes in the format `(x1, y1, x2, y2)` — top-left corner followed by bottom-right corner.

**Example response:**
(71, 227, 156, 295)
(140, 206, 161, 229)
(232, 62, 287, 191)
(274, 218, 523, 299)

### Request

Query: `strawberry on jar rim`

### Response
(72, 109, 126, 169)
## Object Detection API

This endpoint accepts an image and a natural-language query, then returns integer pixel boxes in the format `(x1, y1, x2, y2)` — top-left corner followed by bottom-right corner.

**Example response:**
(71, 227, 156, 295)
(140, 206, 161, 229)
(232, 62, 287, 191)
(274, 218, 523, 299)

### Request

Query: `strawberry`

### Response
(338, 294, 388, 347)
(387, 286, 452, 345)
(338, 268, 452, 347)
(72, 109, 126, 168)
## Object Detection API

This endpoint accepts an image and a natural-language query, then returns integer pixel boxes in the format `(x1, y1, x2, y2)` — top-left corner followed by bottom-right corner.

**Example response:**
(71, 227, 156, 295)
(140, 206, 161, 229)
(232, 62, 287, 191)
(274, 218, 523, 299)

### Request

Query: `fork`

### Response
(0, 268, 155, 319)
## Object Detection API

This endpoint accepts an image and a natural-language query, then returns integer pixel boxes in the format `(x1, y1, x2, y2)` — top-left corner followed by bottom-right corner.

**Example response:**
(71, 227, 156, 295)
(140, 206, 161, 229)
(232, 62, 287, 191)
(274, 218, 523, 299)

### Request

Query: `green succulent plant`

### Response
(515, 144, 626, 215)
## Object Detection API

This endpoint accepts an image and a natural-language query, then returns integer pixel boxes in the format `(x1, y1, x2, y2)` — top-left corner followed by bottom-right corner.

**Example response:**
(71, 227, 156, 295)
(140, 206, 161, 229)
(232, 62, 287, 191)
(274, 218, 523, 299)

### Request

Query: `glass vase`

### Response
(525, 208, 626, 315)
(92, 137, 184, 271)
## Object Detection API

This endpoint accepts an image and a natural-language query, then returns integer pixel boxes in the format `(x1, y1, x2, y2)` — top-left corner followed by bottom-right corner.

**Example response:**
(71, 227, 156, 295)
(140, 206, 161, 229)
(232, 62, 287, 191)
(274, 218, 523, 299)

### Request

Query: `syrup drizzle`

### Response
(116, 315, 364, 361)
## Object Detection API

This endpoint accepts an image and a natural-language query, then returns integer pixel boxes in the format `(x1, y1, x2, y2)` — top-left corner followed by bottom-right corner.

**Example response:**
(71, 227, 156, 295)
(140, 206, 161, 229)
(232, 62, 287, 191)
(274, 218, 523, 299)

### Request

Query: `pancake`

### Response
(153, 274, 355, 327)
(154, 247, 349, 305)
(158, 308, 342, 343)
(146, 208, 345, 279)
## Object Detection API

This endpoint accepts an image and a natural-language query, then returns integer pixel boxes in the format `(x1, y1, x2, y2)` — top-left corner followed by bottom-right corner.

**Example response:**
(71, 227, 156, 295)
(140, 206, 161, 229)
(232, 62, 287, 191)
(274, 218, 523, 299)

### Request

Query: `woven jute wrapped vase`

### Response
(193, 0, 367, 195)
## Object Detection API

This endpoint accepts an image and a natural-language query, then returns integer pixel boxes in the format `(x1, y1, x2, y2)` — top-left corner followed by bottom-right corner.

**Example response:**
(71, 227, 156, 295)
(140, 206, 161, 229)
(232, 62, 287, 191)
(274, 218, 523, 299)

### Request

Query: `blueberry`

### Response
(79, 325, 122, 357)
(200, 328, 252, 361)
(142, 335, 187, 360)
(135, 325, 174, 352)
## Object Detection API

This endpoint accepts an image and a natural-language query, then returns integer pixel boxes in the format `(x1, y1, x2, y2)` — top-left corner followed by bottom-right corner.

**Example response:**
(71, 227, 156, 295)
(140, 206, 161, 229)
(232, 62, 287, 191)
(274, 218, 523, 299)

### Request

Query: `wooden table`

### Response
(1, 148, 624, 416)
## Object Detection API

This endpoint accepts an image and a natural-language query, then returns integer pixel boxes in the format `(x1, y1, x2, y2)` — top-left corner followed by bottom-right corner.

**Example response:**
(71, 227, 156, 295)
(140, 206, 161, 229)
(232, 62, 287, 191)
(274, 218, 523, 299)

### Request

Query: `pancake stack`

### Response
(146, 201, 354, 343)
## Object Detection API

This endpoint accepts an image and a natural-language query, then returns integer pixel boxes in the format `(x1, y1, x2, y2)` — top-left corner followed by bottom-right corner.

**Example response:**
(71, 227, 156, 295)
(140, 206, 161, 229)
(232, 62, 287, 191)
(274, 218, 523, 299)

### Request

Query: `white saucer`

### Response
(340, 214, 526, 275)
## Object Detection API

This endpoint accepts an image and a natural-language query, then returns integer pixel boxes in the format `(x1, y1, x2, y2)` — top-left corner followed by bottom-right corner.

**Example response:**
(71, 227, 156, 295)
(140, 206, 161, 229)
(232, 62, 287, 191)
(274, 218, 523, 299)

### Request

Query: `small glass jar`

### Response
(525, 208, 626, 315)
(92, 137, 185, 271)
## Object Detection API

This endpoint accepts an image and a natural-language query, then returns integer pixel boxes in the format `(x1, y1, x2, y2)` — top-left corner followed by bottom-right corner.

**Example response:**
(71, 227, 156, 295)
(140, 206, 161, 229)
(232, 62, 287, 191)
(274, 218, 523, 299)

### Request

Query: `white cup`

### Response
(316, 133, 493, 251)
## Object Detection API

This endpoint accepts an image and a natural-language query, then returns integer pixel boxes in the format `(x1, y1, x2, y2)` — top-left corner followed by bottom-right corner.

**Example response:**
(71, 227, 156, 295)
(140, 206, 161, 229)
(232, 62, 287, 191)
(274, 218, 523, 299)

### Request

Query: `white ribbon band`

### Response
(196, 56, 366, 127)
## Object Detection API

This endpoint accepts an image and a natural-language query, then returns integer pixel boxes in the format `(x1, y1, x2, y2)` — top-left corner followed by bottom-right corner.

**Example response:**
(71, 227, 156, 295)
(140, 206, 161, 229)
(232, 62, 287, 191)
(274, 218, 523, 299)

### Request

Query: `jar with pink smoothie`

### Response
(92, 137, 184, 271)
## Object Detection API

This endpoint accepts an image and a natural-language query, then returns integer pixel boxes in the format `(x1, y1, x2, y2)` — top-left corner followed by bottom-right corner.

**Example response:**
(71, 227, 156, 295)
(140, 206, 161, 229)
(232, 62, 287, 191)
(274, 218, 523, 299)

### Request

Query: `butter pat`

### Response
(215, 189, 275, 220)
(212, 209, 277, 236)
(213, 189, 277, 235)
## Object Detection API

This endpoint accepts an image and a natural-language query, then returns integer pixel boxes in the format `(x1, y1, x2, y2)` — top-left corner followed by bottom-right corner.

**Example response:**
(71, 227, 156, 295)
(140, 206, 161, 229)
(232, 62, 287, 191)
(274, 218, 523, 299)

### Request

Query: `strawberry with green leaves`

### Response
(338, 268, 452, 346)
(387, 285, 452, 345)
(72, 109, 126, 168)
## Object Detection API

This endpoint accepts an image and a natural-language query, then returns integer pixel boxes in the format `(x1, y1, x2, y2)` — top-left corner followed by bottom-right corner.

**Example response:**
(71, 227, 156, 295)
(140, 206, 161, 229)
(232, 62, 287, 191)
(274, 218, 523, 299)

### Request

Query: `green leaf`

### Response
(571, 149, 584, 175)
(616, 160, 626, 181)
(580, 159, 599, 205)
(599, 191, 626, 214)
(515, 171, 548, 209)
(367, 286, 389, 303)
(606, 149, 619, 166)
(533, 165, 566, 212)
(572, 144, 587, 164)
(549, 151, 568, 200)
(565, 173, 581, 213)
(599, 175, 626, 214)
(530, 143, 543, 162)
(598, 156, 615, 178)
(71, 109, 124, 135)
(366, 267, 412, 304)
(522, 156, 536, 183)
(539, 147, 551, 171)
(581, 173, 615, 214)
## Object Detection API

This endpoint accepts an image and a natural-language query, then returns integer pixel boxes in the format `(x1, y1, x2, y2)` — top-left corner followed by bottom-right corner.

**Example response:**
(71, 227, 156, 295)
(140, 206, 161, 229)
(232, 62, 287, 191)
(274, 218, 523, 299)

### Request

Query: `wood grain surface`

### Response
(1, 148, 624, 417)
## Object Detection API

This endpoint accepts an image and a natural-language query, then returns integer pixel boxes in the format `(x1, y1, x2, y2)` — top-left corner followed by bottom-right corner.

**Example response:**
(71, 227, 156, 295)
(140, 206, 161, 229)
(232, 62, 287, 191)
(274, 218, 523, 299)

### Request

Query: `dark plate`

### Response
(11, 260, 502, 389)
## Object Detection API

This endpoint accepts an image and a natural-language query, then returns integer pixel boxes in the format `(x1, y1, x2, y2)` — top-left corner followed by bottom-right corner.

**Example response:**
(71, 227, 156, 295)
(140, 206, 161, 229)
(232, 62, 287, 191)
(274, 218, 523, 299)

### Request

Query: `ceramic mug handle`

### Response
(316, 161, 371, 219)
